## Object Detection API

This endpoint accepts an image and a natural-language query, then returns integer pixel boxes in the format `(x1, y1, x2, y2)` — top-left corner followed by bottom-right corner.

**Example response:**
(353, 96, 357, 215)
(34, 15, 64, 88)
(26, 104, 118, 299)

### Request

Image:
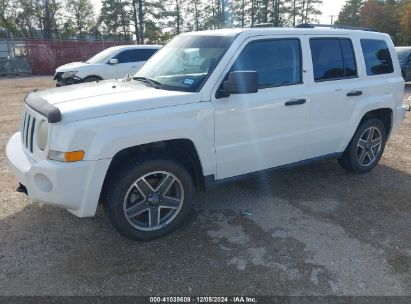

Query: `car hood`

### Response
(28, 80, 202, 123)
(55, 62, 95, 72)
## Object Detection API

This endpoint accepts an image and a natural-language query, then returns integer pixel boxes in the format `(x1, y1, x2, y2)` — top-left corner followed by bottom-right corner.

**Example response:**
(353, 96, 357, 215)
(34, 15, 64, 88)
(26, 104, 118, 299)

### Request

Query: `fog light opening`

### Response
(33, 173, 53, 193)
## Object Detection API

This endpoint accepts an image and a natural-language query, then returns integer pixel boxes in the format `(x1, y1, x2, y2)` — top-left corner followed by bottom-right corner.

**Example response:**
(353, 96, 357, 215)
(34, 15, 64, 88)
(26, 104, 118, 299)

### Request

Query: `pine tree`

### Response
(15, 0, 62, 38)
(303, 0, 322, 23)
(66, 0, 95, 37)
(335, 0, 364, 26)
(400, 0, 411, 44)
(99, 0, 131, 40)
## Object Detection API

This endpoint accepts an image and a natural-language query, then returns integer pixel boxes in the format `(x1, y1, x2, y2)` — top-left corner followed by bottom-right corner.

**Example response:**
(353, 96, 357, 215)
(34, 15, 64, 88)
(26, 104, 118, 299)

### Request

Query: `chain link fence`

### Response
(0, 38, 31, 75)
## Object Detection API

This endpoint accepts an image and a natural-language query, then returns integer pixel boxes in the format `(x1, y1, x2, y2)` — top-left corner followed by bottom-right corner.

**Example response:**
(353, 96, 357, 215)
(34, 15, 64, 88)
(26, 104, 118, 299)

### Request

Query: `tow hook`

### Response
(16, 183, 28, 195)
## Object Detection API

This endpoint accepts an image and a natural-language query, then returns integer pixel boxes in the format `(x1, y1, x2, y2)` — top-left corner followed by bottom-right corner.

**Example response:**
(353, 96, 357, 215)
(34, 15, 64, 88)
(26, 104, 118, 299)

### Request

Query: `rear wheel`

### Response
(103, 158, 193, 241)
(338, 118, 386, 174)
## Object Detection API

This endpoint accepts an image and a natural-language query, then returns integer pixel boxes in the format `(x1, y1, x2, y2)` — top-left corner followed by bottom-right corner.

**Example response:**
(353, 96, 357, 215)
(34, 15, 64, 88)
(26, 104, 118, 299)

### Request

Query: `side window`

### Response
(310, 38, 358, 82)
(114, 49, 158, 63)
(114, 50, 134, 63)
(129, 49, 158, 62)
(340, 39, 357, 77)
(231, 39, 302, 88)
(361, 39, 394, 76)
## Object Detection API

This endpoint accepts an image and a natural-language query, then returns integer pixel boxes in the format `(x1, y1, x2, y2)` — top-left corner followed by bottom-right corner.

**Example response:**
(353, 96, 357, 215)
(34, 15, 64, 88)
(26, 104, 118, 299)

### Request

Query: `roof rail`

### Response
(295, 23, 378, 32)
(253, 23, 274, 28)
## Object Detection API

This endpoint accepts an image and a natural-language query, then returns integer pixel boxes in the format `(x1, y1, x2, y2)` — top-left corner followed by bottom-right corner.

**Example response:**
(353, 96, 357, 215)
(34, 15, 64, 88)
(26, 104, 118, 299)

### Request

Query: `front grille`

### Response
(21, 111, 36, 153)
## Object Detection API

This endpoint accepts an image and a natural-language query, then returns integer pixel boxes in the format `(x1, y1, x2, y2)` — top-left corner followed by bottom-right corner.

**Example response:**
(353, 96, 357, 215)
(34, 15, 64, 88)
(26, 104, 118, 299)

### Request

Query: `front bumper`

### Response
(6, 132, 111, 217)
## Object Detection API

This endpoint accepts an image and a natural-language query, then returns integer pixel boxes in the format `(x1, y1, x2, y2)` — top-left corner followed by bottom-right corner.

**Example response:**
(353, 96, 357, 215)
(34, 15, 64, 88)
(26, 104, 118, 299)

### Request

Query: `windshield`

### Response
(134, 35, 235, 92)
(87, 47, 116, 64)
(396, 49, 411, 62)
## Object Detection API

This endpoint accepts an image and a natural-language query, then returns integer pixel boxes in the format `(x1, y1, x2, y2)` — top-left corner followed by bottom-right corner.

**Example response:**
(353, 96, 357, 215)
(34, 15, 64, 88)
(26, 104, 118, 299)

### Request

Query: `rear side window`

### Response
(310, 38, 358, 82)
(115, 49, 158, 63)
(361, 39, 394, 76)
(231, 39, 302, 88)
(132, 49, 158, 61)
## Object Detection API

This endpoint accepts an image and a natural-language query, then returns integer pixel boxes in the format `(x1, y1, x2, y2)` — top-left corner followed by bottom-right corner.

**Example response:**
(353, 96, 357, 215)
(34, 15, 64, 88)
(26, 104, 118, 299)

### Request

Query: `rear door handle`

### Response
(347, 90, 363, 97)
(285, 99, 306, 106)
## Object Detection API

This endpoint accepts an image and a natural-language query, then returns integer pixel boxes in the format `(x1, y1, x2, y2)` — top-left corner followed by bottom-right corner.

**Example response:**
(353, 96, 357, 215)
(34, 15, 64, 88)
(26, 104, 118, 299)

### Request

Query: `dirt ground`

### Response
(0, 76, 410, 296)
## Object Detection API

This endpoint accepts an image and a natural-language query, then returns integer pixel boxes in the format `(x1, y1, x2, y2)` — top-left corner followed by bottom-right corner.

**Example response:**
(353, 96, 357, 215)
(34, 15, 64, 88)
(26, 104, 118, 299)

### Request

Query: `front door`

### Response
(212, 36, 311, 180)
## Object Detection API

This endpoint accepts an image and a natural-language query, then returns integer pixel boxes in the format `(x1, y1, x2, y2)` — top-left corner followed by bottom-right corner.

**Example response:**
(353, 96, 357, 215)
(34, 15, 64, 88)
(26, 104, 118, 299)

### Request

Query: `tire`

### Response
(103, 157, 194, 241)
(83, 76, 102, 83)
(338, 118, 386, 174)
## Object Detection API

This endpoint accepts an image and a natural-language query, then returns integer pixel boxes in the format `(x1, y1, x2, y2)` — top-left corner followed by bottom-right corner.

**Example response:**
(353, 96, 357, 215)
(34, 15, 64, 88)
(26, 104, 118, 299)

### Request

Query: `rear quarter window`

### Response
(361, 39, 394, 76)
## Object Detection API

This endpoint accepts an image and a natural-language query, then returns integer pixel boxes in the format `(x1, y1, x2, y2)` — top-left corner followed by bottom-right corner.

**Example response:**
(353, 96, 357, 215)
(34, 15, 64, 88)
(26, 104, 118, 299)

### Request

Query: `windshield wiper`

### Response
(132, 76, 162, 88)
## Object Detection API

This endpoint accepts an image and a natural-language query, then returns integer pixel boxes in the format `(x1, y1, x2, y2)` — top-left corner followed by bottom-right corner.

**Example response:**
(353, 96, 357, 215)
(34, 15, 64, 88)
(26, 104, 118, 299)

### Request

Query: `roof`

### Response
(181, 27, 390, 39)
(108, 45, 162, 51)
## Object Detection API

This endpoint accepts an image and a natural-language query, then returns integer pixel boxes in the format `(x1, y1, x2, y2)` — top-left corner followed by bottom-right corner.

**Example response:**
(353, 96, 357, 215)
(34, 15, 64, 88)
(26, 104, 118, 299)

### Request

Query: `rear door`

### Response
(131, 48, 159, 73)
(305, 36, 363, 158)
(212, 36, 311, 179)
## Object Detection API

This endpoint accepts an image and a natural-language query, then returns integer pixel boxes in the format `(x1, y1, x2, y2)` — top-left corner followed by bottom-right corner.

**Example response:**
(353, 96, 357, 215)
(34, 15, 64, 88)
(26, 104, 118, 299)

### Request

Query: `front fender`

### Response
(50, 102, 216, 177)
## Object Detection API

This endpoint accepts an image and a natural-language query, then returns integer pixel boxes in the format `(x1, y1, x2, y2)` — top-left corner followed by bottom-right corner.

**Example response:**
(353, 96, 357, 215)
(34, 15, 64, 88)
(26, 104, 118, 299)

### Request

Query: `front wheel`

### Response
(103, 158, 193, 241)
(338, 118, 387, 174)
(83, 76, 102, 83)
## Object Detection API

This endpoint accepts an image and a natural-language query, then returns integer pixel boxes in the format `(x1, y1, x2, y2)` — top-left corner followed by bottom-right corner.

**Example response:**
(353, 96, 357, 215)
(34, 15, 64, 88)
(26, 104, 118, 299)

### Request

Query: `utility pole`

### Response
(293, 0, 296, 27)
(329, 15, 335, 25)
(221, 0, 226, 28)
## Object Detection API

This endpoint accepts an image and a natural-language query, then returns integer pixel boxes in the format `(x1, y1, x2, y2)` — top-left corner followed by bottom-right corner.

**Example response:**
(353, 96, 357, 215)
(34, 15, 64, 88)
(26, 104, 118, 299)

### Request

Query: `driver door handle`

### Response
(285, 99, 306, 106)
(347, 90, 363, 97)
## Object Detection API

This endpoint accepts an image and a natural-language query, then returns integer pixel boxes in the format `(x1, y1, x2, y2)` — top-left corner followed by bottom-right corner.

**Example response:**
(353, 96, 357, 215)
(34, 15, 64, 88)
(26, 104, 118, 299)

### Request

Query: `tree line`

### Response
(1, 0, 410, 45)
(336, 0, 411, 45)
(0, 0, 323, 43)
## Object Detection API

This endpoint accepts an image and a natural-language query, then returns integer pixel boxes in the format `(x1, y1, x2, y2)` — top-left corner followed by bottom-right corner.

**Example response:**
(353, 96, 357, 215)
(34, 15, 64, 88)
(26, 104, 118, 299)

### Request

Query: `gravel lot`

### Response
(0, 76, 410, 296)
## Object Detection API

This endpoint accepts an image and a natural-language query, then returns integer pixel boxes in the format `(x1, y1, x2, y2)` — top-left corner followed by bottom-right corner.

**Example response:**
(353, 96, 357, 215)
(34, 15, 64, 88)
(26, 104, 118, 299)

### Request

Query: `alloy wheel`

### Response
(123, 171, 184, 231)
(356, 126, 383, 166)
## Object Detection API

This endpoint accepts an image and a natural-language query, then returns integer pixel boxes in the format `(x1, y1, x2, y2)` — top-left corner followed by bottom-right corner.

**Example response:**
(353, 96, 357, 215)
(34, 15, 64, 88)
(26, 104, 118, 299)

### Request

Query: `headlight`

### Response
(62, 71, 78, 79)
(37, 120, 48, 151)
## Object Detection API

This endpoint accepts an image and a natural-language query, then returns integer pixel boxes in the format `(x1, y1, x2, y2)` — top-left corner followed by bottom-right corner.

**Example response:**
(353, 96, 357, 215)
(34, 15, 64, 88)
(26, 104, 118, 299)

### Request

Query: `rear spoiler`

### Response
(25, 91, 62, 123)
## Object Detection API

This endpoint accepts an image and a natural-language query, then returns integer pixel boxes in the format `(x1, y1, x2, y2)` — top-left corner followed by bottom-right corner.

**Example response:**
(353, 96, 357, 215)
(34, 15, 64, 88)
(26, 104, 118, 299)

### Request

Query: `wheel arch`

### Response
(340, 107, 393, 153)
(83, 75, 104, 81)
(359, 108, 393, 138)
(100, 139, 206, 203)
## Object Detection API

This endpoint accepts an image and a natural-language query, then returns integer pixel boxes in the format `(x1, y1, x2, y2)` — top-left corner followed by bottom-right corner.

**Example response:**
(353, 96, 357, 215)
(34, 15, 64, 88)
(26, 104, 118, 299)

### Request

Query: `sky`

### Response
(90, 0, 346, 25)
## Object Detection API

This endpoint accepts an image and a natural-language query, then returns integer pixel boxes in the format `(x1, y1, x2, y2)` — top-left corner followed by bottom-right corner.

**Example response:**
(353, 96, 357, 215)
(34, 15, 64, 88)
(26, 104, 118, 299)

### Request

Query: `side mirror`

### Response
(109, 58, 118, 65)
(222, 71, 258, 95)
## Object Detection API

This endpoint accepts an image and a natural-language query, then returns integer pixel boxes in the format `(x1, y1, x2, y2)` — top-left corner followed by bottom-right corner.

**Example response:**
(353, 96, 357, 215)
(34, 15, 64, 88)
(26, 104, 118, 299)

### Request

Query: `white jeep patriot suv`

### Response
(6, 25, 407, 240)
